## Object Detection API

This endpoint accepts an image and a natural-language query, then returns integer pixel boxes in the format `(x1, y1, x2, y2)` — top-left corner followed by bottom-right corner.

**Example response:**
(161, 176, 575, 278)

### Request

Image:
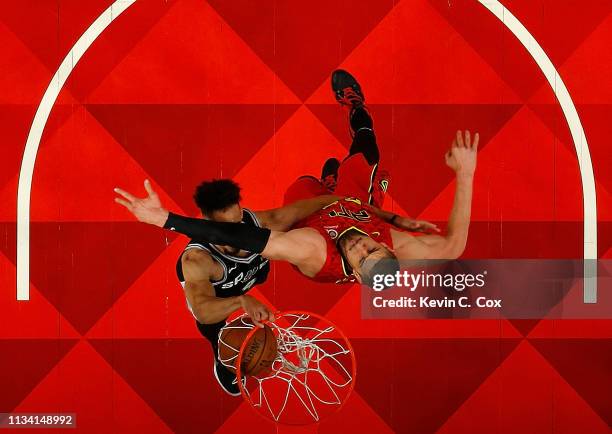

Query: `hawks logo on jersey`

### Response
(325, 227, 339, 240)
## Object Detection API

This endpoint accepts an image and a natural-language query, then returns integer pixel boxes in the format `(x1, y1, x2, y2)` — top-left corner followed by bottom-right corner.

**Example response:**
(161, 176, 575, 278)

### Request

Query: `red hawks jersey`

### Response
(297, 197, 394, 283)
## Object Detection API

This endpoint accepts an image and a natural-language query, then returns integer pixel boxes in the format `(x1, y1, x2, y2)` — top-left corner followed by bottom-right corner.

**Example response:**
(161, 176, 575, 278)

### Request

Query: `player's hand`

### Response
(395, 217, 440, 233)
(239, 295, 276, 328)
(445, 130, 479, 177)
(114, 179, 169, 227)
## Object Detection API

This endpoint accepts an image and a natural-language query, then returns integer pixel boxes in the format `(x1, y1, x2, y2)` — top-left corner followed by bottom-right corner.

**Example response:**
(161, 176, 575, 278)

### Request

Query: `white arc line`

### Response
(479, 1, 597, 303)
(17, 1, 598, 303)
(16, 0, 136, 301)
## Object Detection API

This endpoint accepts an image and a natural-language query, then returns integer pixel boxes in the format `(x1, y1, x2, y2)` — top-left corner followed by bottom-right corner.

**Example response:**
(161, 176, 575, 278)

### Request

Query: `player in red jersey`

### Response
(115, 128, 477, 287)
(115, 71, 478, 287)
(278, 69, 441, 283)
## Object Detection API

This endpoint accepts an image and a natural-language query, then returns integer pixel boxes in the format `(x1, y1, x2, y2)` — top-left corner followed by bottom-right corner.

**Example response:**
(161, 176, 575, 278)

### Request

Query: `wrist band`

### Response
(390, 214, 399, 226)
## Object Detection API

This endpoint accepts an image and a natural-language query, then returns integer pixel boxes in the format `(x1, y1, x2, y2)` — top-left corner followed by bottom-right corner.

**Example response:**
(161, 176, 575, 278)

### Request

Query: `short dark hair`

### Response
(362, 257, 401, 289)
(193, 179, 242, 215)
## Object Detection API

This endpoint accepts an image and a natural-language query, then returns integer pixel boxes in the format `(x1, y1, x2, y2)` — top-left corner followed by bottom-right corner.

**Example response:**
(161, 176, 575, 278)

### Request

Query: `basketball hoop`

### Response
(234, 310, 356, 425)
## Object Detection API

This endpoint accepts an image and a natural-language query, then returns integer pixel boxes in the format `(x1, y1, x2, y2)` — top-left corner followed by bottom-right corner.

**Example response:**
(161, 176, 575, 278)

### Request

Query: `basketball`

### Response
(218, 316, 278, 376)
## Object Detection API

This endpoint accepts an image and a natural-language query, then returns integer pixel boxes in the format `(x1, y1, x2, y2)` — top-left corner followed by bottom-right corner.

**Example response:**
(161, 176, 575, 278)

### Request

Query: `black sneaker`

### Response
(332, 69, 372, 137)
(320, 157, 340, 192)
(331, 69, 365, 108)
(213, 358, 241, 396)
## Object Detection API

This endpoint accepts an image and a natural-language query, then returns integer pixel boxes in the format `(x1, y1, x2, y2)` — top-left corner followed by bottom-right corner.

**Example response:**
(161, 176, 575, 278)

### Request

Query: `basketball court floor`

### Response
(1, 0, 611, 432)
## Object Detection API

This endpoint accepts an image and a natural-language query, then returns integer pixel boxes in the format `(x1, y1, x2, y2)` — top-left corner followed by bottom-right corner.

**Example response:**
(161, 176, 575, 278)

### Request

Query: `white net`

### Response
(217, 315, 254, 371)
(236, 312, 355, 424)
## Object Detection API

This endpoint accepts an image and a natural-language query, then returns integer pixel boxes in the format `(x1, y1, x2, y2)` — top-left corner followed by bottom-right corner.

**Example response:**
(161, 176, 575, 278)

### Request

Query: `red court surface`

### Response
(1, 1, 611, 433)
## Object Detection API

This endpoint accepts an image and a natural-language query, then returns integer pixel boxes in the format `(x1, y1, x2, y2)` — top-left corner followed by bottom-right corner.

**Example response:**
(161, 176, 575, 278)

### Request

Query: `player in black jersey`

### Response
(166, 179, 336, 396)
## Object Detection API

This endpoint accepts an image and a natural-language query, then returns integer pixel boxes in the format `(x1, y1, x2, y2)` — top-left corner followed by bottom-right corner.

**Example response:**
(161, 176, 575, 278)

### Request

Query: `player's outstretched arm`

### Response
(394, 130, 478, 260)
(363, 204, 440, 233)
(114, 180, 321, 270)
(114, 180, 272, 253)
(182, 249, 274, 327)
(261, 228, 323, 276)
(255, 195, 340, 231)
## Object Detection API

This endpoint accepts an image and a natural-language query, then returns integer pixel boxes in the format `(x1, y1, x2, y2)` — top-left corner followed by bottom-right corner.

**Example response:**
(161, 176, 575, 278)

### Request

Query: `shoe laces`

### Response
(340, 86, 363, 107)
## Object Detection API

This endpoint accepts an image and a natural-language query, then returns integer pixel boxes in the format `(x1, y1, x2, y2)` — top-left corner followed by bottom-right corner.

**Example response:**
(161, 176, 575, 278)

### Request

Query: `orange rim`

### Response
(235, 310, 357, 425)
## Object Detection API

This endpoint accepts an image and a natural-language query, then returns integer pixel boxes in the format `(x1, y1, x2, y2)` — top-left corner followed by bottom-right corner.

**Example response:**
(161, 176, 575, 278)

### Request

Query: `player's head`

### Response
(337, 229, 400, 288)
(193, 179, 243, 223)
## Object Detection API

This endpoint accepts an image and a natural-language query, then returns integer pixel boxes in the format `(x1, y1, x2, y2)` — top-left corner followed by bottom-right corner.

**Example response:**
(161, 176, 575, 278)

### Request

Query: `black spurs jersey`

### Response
(176, 208, 270, 316)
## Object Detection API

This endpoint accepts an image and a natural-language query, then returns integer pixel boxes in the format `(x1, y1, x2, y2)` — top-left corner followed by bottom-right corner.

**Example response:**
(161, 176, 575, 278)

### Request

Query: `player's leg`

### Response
(332, 69, 379, 165)
(197, 320, 242, 396)
(331, 70, 389, 206)
(347, 108, 379, 164)
(318, 70, 377, 194)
